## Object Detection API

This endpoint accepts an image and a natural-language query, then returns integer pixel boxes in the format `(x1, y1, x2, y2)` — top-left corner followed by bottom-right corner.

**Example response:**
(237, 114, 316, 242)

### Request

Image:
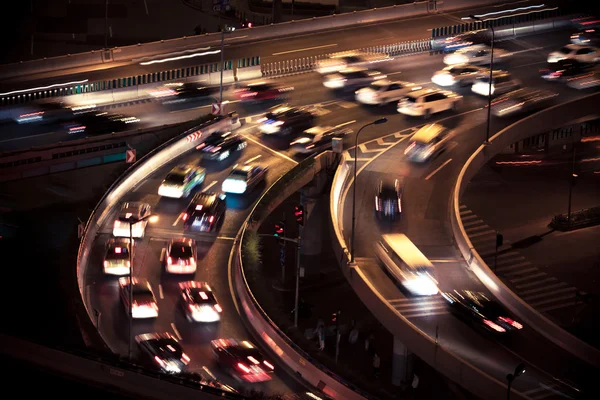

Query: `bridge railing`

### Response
(449, 92, 600, 368)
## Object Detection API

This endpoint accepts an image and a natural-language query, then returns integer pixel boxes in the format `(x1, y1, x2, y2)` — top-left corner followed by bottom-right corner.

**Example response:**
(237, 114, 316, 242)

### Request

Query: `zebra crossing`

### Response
(387, 295, 449, 319)
(459, 205, 581, 314)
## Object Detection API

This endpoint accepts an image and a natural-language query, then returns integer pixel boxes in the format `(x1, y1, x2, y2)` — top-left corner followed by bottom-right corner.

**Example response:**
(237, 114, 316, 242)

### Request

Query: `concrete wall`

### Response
(450, 92, 600, 368)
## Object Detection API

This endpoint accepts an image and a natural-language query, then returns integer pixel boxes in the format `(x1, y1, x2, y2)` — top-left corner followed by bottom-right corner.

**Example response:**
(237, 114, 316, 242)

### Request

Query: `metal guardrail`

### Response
(234, 151, 374, 399)
(550, 206, 600, 231)
(450, 92, 600, 368)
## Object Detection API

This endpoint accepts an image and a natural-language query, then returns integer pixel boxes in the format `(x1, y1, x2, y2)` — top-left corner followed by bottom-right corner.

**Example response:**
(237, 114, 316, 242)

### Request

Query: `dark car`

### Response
(441, 290, 524, 335)
(571, 28, 600, 46)
(211, 338, 274, 382)
(64, 112, 140, 135)
(196, 131, 247, 161)
(375, 179, 403, 221)
(164, 238, 197, 274)
(257, 104, 315, 136)
(135, 332, 190, 374)
(290, 125, 352, 155)
(179, 281, 222, 322)
(491, 88, 558, 117)
(539, 59, 594, 82)
(182, 192, 226, 233)
(15, 101, 75, 125)
(150, 82, 219, 104)
(438, 29, 492, 52)
(235, 82, 294, 102)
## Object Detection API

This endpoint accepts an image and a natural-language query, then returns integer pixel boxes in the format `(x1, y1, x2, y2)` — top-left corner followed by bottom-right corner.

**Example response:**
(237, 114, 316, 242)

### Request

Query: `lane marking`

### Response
(172, 214, 182, 227)
(202, 180, 218, 192)
(529, 293, 577, 307)
(217, 236, 236, 241)
(158, 284, 164, 299)
(403, 310, 449, 318)
(334, 120, 356, 128)
(241, 134, 298, 164)
(512, 61, 546, 69)
(425, 158, 452, 180)
(358, 143, 383, 154)
(160, 247, 166, 261)
(168, 99, 240, 113)
(272, 43, 337, 56)
(171, 323, 183, 340)
(516, 277, 556, 289)
(521, 286, 575, 301)
(520, 282, 567, 296)
(245, 154, 262, 164)
(226, 35, 249, 41)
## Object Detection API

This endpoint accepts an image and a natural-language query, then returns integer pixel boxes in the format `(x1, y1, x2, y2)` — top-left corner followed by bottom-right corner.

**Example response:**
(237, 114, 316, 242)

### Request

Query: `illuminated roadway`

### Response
(17, 26, 597, 398)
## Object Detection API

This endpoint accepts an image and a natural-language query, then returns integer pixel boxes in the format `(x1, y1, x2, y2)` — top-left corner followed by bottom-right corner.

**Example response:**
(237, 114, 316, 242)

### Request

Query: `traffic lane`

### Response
(0, 0, 540, 90)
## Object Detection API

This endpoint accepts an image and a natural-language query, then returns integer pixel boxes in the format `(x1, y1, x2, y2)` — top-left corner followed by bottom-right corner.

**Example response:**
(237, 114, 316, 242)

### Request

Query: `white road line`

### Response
(202, 180, 218, 192)
(538, 301, 578, 313)
(376, 138, 392, 146)
(463, 219, 484, 227)
(171, 323, 183, 340)
(469, 229, 496, 238)
(522, 286, 575, 301)
(510, 272, 547, 283)
(530, 293, 576, 308)
(512, 61, 546, 69)
(425, 158, 452, 180)
(335, 120, 356, 128)
(403, 310, 449, 318)
(168, 99, 241, 113)
(459, 204, 467, 209)
(245, 154, 262, 164)
(158, 284, 164, 299)
(429, 259, 459, 263)
(347, 158, 373, 162)
(217, 236, 236, 241)
(226, 35, 249, 41)
(516, 277, 557, 289)
(465, 225, 491, 233)
(241, 134, 298, 164)
(496, 261, 531, 272)
(520, 282, 567, 296)
(459, 209, 473, 215)
(172, 214, 182, 227)
(529, 386, 564, 400)
(160, 248, 166, 261)
(272, 43, 337, 56)
(358, 143, 383, 154)
(461, 214, 478, 221)
(504, 267, 539, 277)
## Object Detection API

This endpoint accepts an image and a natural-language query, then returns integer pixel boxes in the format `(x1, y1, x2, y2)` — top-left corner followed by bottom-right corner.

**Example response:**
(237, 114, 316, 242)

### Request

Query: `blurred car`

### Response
(431, 64, 486, 87)
(566, 69, 600, 89)
(437, 29, 491, 52)
(196, 131, 247, 161)
(211, 338, 274, 382)
(148, 82, 218, 104)
(257, 104, 315, 135)
(158, 165, 206, 199)
(397, 88, 462, 118)
(103, 238, 132, 275)
(491, 88, 558, 117)
(119, 277, 159, 319)
(64, 112, 140, 135)
(179, 281, 222, 322)
(471, 70, 521, 97)
(136, 333, 190, 373)
(182, 192, 226, 233)
(290, 125, 352, 154)
(112, 202, 152, 238)
(441, 290, 523, 335)
(235, 81, 293, 102)
(315, 50, 391, 74)
(164, 238, 197, 274)
(539, 59, 594, 82)
(355, 80, 419, 105)
(571, 28, 600, 46)
(404, 123, 452, 162)
(15, 101, 75, 124)
(375, 179, 402, 221)
(322, 67, 386, 91)
(443, 44, 510, 66)
(547, 43, 599, 64)
(221, 164, 268, 194)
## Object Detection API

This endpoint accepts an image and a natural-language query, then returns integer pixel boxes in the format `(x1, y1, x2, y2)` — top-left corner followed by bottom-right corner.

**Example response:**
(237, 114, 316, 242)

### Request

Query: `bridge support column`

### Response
(392, 336, 414, 387)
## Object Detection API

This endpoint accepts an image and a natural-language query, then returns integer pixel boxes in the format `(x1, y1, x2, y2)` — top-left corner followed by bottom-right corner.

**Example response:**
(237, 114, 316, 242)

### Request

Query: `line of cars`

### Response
(99, 129, 275, 383)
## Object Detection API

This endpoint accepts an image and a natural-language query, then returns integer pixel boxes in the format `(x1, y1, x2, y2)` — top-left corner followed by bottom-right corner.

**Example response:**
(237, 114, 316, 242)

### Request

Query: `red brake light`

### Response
(214, 304, 222, 313)
(499, 316, 523, 329)
(237, 363, 251, 373)
(263, 360, 274, 370)
(182, 213, 188, 221)
(483, 319, 506, 333)
(209, 215, 215, 223)
(181, 353, 190, 363)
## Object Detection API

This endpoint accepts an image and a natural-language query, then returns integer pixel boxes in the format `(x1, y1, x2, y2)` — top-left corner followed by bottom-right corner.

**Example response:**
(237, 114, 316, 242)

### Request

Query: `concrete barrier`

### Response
(233, 151, 375, 399)
(0, 1, 513, 80)
(449, 92, 600, 368)
(328, 152, 528, 400)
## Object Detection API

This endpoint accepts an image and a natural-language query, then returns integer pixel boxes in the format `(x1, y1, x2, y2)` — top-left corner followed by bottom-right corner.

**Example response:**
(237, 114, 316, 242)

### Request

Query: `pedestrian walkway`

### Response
(458, 204, 584, 315)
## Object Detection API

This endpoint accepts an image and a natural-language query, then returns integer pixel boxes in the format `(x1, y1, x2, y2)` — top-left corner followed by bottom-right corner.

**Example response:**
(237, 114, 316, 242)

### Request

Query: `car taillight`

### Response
(375, 196, 381, 211)
(214, 304, 222, 313)
(209, 216, 215, 223)
(104, 261, 108, 268)
(182, 213, 188, 221)
(483, 319, 506, 333)
(167, 257, 172, 265)
(499, 316, 523, 329)
(237, 363, 251, 373)
(181, 353, 190, 363)
(404, 141, 416, 155)
(263, 361, 274, 370)
(154, 356, 165, 366)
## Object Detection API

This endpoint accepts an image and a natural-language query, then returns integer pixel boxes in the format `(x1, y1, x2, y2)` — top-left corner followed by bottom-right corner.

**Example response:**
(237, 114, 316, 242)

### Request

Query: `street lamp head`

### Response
(225, 25, 235, 32)
(514, 363, 526, 378)
(374, 117, 388, 125)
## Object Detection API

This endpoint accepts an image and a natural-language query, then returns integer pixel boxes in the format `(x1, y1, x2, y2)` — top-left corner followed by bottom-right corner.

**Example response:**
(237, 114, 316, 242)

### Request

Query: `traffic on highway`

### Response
(3, 3, 599, 399)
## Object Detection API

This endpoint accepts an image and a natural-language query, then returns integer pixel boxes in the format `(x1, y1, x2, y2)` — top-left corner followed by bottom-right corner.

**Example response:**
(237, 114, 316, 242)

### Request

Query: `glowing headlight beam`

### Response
(463, 4, 546, 19)
(140, 50, 221, 66)
(0, 79, 89, 96)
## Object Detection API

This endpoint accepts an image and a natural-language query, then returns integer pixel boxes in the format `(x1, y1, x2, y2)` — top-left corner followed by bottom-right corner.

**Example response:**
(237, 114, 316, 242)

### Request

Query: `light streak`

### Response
(0, 79, 89, 96)
(140, 50, 221, 65)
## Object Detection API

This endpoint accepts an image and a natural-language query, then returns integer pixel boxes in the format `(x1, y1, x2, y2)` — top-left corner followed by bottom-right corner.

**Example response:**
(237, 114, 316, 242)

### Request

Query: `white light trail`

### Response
(0, 79, 89, 96)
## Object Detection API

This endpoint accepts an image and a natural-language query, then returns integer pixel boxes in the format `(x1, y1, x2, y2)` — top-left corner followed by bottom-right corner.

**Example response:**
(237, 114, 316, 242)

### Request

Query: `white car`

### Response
(222, 164, 268, 194)
(113, 202, 152, 238)
(444, 44, 510, 66)
(158, 164, 206, 199)
(103, 238, 132, 276)
(315, 51, 391, 74)
(323, 67, 386, 90)
(397, 88, 462, 119)
(471, 71, 521, 97)
(404, 123, 453, 163)
(355, 80, 419, 105)
(164, 238, 197, 274)
(431, 64, 486, 87)
(547, 44, 599, 64)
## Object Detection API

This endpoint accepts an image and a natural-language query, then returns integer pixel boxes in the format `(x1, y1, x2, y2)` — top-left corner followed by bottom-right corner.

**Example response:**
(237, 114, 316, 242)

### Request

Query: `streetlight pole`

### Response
(350, 118, 388, 263)
(219, 25, 235, 107)
(104, 0, 109, 49)
(567, 137, 577, 224)
(293, 225, 302, 328)
(506, 363, 526, 400)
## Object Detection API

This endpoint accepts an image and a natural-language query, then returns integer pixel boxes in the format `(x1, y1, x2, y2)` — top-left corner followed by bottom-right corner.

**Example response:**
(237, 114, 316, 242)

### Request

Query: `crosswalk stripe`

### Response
(461, 214, 479, 221)
(469, 229, 496, 238)
(516, 277, 557, 289)
(521, 286, 575, 301)
(465, 224, 491, 233)
(530, 293, 576, 307)
(494, 257, 527, 268)
(510, 272, 547, 283)
(538, 301, 579, 313)
(463, 219, 484, 227)
(519, 282, 567, 296)
(504, 267, 539, 277)
(459, 204, 467, 209)
(496, 262, 532, 273)
(459, 209, 472, 215)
